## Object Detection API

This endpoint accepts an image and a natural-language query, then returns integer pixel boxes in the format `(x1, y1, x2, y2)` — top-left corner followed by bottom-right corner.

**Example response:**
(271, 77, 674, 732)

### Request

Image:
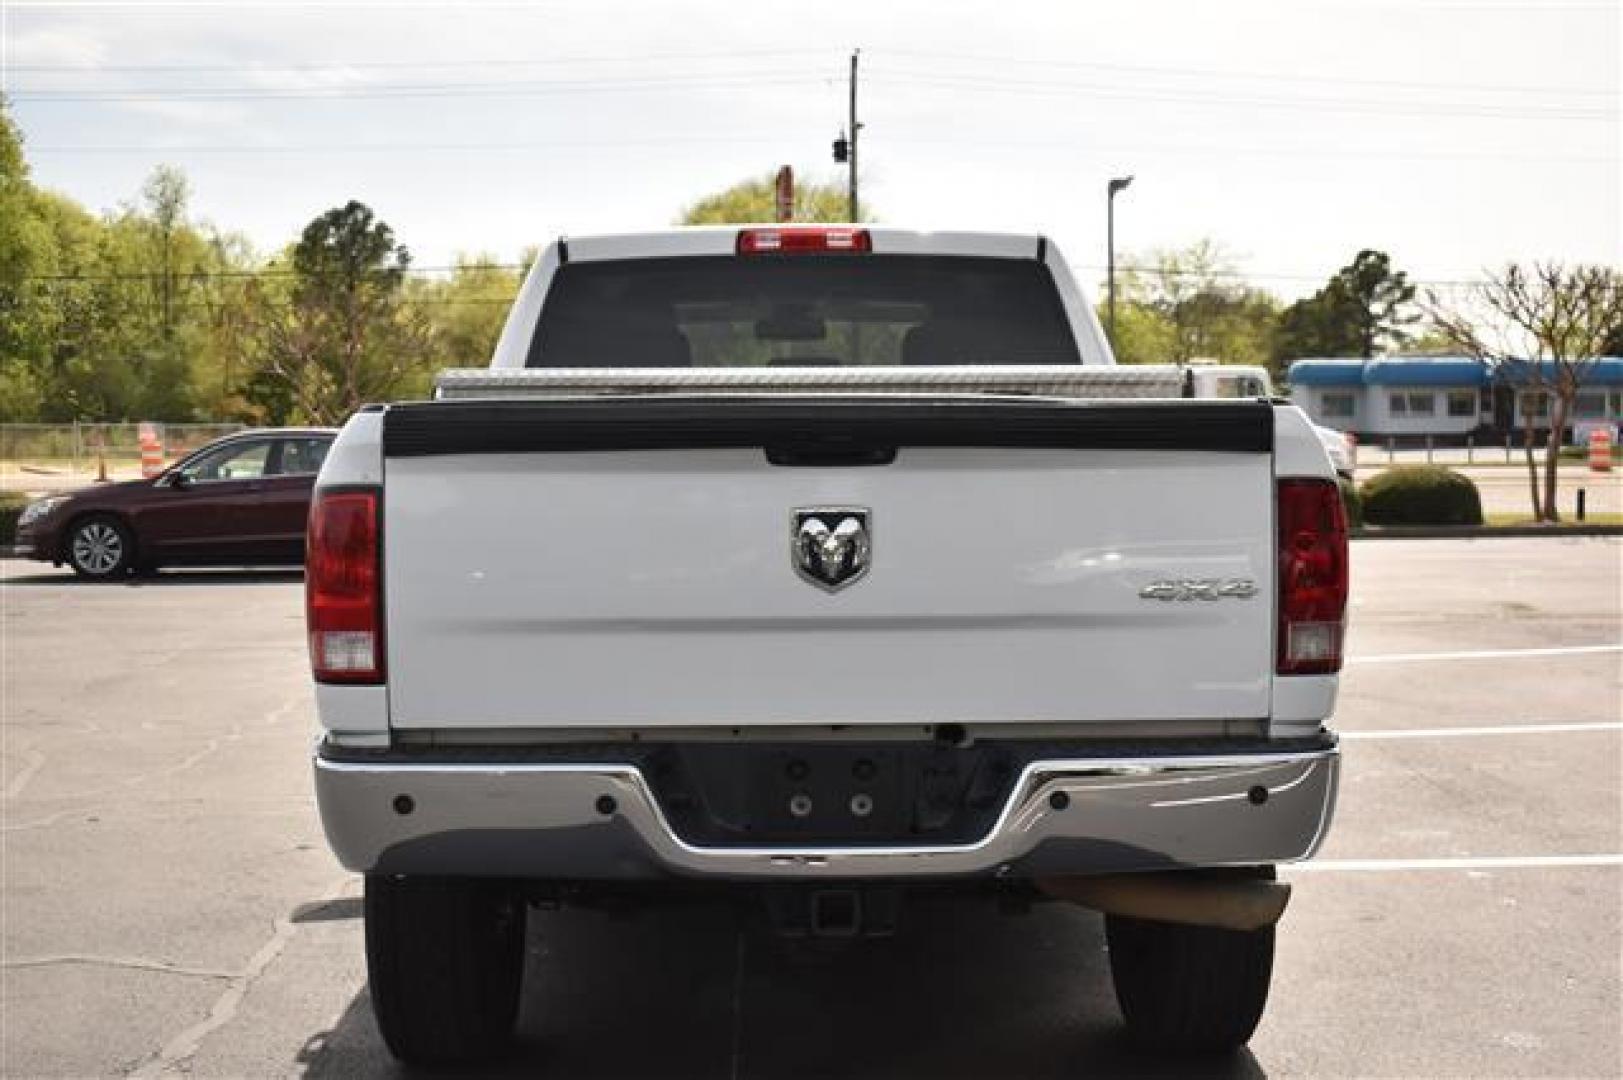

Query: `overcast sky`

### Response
(2, 0, 1618, 300)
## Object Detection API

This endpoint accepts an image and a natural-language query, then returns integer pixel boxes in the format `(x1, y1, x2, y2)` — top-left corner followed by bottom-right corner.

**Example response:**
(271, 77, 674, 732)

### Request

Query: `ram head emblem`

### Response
(793, 509, 871, 592)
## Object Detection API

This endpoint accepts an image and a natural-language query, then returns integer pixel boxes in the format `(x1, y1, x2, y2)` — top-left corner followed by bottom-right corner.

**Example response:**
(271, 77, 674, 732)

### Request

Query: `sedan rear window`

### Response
(527, 255, 1080, 368)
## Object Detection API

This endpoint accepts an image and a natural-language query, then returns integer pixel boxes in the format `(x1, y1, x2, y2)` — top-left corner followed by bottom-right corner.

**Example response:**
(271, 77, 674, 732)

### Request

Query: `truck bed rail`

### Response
(434, 364, 1191, 401)
(383, 397, 1272, 458)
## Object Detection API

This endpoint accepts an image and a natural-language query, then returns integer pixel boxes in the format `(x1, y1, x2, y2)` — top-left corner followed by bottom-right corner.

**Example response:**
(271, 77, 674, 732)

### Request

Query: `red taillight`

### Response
(736, 227, 872, 255)
(307, 489, 382, 684)
(1277, 479, 1349, 676)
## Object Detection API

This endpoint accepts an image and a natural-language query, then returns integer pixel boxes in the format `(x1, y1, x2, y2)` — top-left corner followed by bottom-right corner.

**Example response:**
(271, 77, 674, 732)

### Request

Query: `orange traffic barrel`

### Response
(138, 422, 165, 479)
(1589, 427, 1614, 472)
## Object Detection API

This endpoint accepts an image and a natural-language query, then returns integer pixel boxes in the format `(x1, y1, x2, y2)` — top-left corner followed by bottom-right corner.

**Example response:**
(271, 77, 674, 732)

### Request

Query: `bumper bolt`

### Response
(1048, 791, 1070, 811)
(392, 795, 415, 816)
(595, 795, 618, 816)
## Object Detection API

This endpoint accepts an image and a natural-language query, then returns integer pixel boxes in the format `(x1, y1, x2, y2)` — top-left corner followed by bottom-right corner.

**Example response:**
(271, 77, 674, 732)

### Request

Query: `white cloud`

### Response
(113, 97, 252, 131)
(4, 26, 110, 70)
(238, 64, 375, 93)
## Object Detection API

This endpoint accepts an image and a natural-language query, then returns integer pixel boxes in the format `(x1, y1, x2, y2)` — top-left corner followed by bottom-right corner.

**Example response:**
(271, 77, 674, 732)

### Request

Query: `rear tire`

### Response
(365, 875, 526, 1066)
(66, 515, 135, 579)
(1106, 911, 1274, 1053)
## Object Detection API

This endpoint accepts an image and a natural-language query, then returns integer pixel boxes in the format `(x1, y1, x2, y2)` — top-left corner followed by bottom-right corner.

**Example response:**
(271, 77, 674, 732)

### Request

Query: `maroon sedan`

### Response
(14, 427, 336, 579)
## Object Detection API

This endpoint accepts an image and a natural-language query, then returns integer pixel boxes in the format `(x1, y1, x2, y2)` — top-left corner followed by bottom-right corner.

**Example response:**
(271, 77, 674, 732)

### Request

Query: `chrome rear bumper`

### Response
(314, 743, 1338, 880)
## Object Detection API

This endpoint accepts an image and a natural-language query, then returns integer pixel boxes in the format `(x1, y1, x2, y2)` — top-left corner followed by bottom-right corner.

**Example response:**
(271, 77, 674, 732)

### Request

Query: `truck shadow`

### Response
(298, 895, 1267, 1079)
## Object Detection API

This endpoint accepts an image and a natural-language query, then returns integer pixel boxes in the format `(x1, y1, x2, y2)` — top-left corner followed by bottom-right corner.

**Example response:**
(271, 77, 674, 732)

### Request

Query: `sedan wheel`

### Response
(68, 517, 134, 579)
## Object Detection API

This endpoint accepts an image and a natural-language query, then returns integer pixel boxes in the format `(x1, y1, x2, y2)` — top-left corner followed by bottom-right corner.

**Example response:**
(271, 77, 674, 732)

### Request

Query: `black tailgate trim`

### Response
(382, 397, 1273, 457)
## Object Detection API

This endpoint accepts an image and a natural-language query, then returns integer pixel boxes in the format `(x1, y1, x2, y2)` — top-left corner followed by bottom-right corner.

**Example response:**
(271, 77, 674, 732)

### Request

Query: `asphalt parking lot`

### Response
(2, 538, 1619, 1079)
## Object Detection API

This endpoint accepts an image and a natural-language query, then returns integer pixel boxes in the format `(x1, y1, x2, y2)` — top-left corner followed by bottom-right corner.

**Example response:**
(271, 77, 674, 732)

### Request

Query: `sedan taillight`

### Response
(1277, 479, 1349, 675)
(307, 489, 382, 684)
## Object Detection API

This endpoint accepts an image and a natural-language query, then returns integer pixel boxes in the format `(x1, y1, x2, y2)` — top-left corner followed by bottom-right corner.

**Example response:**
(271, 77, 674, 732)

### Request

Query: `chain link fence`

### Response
(2, 422, 247, 473)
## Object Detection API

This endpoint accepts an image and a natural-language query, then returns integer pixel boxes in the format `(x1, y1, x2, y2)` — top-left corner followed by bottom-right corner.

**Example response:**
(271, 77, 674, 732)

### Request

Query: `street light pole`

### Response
(847, 49, 861, 222)
(1106, 174, 1134, 345)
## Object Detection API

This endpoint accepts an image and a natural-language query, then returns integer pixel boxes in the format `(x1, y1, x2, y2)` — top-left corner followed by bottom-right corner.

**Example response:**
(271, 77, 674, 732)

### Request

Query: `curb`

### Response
(1353, 526, 1623, 539)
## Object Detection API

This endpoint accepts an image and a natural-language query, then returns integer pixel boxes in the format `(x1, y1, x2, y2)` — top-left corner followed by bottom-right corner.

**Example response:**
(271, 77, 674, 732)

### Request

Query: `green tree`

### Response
(0, 97, 51, 420)
(1275, 250, 1418, 367)
(143, 165, 189, 344)
(1428, 263, 1623, 521)
(1601, 312, 1623, 356)
(407, 254, 524, 370)
(245, 201, 431, 423)
(679, 172, 867, 224)
(1110, 240, 1280, 367)
(1105, 302, 1178, 364)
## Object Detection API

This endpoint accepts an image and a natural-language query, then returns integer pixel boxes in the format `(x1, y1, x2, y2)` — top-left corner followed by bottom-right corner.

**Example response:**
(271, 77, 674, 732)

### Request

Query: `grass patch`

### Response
(1483, 511, 1623, 527)
(1484, 511, 1623, 526)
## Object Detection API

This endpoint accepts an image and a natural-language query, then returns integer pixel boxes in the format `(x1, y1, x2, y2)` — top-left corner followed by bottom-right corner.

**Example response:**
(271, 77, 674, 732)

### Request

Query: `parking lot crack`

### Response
(124, 876, 350, 1079)
(2, 954, 239, 980)
(0, 693, 306, 830)
(1, 748, 47, 800)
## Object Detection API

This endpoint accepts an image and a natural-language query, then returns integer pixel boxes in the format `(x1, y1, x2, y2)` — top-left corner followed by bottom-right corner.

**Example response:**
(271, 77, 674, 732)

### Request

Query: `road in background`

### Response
(2, 539, 1619, 1078)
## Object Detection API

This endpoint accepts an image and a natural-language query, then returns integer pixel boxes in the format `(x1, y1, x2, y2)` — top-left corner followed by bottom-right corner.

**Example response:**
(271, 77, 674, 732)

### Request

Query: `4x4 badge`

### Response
(793, 508, 871, 592)
(1139, 578, 1259, 601)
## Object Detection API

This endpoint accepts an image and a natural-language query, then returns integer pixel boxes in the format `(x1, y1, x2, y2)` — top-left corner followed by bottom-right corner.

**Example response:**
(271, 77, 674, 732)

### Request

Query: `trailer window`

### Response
(1390, 392, 1435, 417)
(1574, 392, 1609, 418)
(1319, 392, 1356, 419)
(528, 255, 1080, 368)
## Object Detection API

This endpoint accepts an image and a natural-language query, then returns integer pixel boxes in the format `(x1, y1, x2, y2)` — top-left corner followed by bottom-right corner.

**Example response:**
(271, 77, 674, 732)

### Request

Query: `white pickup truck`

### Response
(309, 226, 1347, 1066)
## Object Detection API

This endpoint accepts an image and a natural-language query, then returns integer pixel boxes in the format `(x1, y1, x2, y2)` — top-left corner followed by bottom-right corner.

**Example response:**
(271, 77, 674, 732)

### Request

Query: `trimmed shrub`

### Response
(1338, 477, 1364, 529)
(1360, 465, 1483, 526)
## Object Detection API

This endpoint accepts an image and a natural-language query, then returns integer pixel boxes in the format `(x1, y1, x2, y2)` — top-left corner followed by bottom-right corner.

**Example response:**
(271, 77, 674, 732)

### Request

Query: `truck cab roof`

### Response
(490, 226, 1102, 369)
(554, 226, 1047, 263)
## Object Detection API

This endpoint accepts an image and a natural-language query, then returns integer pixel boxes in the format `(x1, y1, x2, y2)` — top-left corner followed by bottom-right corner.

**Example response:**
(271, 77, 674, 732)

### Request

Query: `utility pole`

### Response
(848, 49, 861, 222)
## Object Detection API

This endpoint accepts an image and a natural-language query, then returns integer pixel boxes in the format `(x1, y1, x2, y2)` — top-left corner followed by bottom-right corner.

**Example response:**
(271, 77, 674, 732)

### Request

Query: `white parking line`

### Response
(1348, 644, 1623, 664)
(1341, 721, 1623, 740)
(1286, 854, 1623, 872)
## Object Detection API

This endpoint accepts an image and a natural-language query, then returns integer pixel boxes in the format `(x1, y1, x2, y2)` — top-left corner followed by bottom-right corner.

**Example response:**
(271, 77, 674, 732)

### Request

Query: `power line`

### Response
(880, 47, 1617, 100)
(18, 265, 522, 282)
(881, 135, 1618, 165)
(862, 71, 1618, 122)
(14, 46, 1609, 101)
(5, 47, 835, 74)
(25, 136, 809, 153)
(16, 69, 1611, 121)
(11, 262, 1493, 289)
(8, 71, 839, 103)
(24, 134, 1615, 166)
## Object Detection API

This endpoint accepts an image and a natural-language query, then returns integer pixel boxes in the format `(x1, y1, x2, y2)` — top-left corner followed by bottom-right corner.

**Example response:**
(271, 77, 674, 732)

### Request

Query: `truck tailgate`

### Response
(381, 398, 1274, 730)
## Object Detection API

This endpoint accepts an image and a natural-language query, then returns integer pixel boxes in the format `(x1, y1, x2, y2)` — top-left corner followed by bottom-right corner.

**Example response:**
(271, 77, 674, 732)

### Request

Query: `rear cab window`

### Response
(527, 256, 1080, 368)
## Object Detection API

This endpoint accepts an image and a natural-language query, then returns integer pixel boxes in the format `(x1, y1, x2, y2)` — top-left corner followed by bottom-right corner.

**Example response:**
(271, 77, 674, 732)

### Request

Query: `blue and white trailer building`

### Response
(1288, 355, 1623, 444)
